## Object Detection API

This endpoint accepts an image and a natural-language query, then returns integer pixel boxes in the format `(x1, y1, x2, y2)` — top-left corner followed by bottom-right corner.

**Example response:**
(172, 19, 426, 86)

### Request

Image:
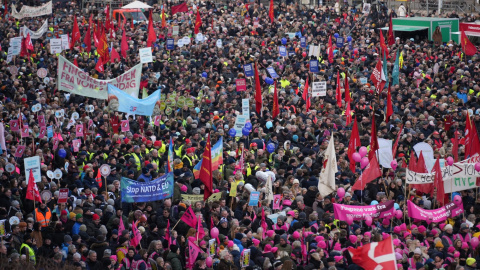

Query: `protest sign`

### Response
(75, 124, 83, 137)
(72, 139, 81, 152)
(139, 48, 153, 63)
(24, 156, 41, 183)
(377, 138, 393, 168)
(311, 82, 327, 97)
(241, 249, 251, 267)
(267, 211, 286, 224)
(47, 126, 53, 138)
(10, 120, 19, 132)
(107, 84, 161, 116)
(234, 115, 248, 137)
(121, 173, 174, 203)
(333, 200, 395, 221)
(336, 37, 344, 48)
(243, 63, 254, 77)
(267, 67, 279, 78)
(236, 79, 246, 91)
(309, 60, 319, 73)
(61, 34, 70, 50)
(444, 176, 480, 193)
(300, 36, 306, 48)
(11, 1, 52, 19)
(121, 120, 130, 132)
(166, 38, 174, 50)
(407, 201, 463, 223)
(273, 194, 282, 210)
(58, 56, 142, 99)
(57, 188, 69, 204)
(279, 46, 287, 57)
(20, 20, 48, 39)
(9, 37, 22, 56)
(242, 99, 250, 117)
(50, 38, 62, 54)
(208, 239, 216, 257)
(405, 169, 435, 184)
(21, 125, 29, 137)
(249, 191, 260, 206)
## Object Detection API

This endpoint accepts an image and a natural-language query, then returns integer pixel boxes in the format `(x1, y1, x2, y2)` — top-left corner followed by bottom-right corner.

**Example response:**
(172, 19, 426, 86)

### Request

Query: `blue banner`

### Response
(300, 36, 306, 48)
(309, 60, 319, 73)
(107, 84, 161, 116)
(166, 38, 174, 50)
(243, 63, 254, 77)
(279, 46, 287, 57)
(267, 67, 279, 79)
(121, 173, 174, 203)
(249, 191, 260, 206)
(336, 37, 344, 48)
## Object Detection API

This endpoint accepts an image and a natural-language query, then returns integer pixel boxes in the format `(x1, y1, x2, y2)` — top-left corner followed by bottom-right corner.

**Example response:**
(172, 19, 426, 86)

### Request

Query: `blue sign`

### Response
(243, 63, 254, 77)
(279, 46, 287, 57)
(107, 84, 161, 116)
(349, 41, 353, 51)
(166, 38, 174, 50)
(336, 37, 344, 48)
(121, 173, 174, 203)
(47, 126, 53, 138)
(249, 191, 260, 206)
(267, 67, 279, 79)
(300, 36, 307, 48)
(309, 60, 319, 73)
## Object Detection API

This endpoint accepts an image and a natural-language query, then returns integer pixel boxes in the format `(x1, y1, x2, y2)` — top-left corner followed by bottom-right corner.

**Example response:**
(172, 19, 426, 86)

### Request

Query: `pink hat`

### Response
(315, 236, 324, 242)
(400, 223, 407, 231)
(334, 242, 341, 251)
(477, 224, 480, 230)
(252, 239, 260, 246)
(410, 225, 417, 230)
(393, 239, 401, 246)
(404, 232, 411, 238)
(418, 225, 426, 233)
(364, 232, 371, 238)
(263, 244, 272, 253)
(287, 211, 295, 216)
(349, 235, 357, 243)
(334, 256, 343, 263)
(200, 240, 206, 246)
(394, 226, 401, 234)
(110, 255, 117, 261)
(271, 247, 278, 253)
(461, 242, 469, 249)
(180, 185, 187, 192)
(448, 246, 455, 253)
(395, 252, 402, 260)
(267, 230, 275, 238)
(395, 248, 402, 253)
(304, 232, 313, 237)
(439, 223, 446, 230)
(397, 264, 403, 269)
(228, 241, 234, 248)
(382, 233, 390, 240)
(454, 251, 460, 258)
(382, 219, 390, 225)
(292, 231, 300, 239)
(318, 241, 327, 249)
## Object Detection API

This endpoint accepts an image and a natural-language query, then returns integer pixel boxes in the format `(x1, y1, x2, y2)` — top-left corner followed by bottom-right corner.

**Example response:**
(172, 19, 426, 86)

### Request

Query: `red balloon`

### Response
(302, 52, 307, 57)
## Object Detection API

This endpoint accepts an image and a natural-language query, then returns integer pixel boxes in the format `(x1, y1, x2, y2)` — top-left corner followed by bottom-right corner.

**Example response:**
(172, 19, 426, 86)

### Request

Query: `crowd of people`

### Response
(1, 0, 480, 269)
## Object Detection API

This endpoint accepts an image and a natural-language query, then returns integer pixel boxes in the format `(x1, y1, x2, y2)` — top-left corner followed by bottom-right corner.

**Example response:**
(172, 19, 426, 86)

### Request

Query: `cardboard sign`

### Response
(236, 79, 247, 92)
(50, 38, 62, 54)
(47, 125, 53, 138)
(139, 47, 153, 63)
(300, 36, 307, 48)
(242, 99, 250, 117)
(61, 34, 70, 50)
(24, 156, 41, 183)
(267, 67, 279, 79)
(57, 188, 69, 204)
(336, 37, 344, 48)
(312, 81, 327, 97)
(121, 120, 130, 132)
(279, 46, 287, 57)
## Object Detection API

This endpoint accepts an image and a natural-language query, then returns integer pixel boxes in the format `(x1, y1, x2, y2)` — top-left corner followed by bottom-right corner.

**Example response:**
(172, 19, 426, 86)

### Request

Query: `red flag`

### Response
(433, 158, 445, 205)
(171, 2, 188, 15)
(370, 58, 386, 94)
(328, 35, 333, 64)
(26, 170, 42, 202)
(465, 112, 480, 157)
(254, 63, 262, 115)
(20, 37, 29, 57)
(93, 21, 100, 48)
(408, 151, 417, 170)
(165, 220, 170, 248)
(386, 84, 393, 122)
(387, 13, 395, 46)
(25, 33, 33, 51)
(98, 26, 109, 63)
(461, 30, 477, 56)
(379, 29, 387, 56)
(347, 237, 397, 270)
(3, 0, 7, 18)
(268, 0, 274, 23)
(411, 151, 434, 195)
(130, 221, 142, 247)
(161, 6, 167, 28)
(95, 58, 104, 73)
(110, 48, 120, 62)
(199, 134, 213, 201)
(344, 72, 350, 103)
(147, 10, 156, 47)
(194, 10, 202, 34)
(261, 208, 267, 239)
(452, 130, 459, 162)
(392, 124, 404, 158)
(335, 71, 342, 107)
(415, 151, 428, 173)
(71, 15, 81, 48)
(73, 58, 79, 67)
(346, 102, 352, 126)
(181, 206, 198, 228)
(368, 113, 379, 160)
(84, 15, 92, 52)
(348, 117, 361, 173)
(351, 154, 382, 191)
(95, 169, 103, 187)
(121, 30, 128, 58)
(272, 81, 279, 118)
(302, 77, 309, 101)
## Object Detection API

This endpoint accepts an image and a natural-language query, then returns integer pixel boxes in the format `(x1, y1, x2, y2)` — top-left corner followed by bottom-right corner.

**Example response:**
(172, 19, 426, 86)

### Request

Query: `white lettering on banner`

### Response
(20, 20, 48, 39)
(11, 1, 52, 19)
(311, 81, 326, 97)
(57, 56, 142, 99)
(405, 169, 435, 184)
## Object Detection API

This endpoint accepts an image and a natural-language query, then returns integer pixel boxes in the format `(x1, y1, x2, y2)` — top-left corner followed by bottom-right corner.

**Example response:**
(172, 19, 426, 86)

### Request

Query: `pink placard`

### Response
(21, 125, 29, 138)
(273, 195, 282, 210)
(10, 120, 19, 132)
(121, 120, 130, 132)
(72, 139, 81, 152)
(333, 201, 395, 221)
(52, 138, 59, 151)
(38, 115, 46, 127)
(75, 124, 83, 137)
(88, 119, 93, 129)
(39, 127, 46, 139)
(154, 115, 161, 126)
(236, 79, 247, 92)
(15, 145, 25, 158)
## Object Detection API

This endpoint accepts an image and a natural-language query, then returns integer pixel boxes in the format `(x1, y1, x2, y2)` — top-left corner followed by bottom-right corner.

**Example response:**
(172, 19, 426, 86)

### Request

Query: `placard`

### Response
(243, 63, 254, 77)
(139, 47, 153, 63)
(166, 38, 174, 50)
(72, 139, 81, 152)
(21, 125, 29, 138)
(47, 125, 53, 138)
(10, 120, 19, 132)
(300, 36, 306, 48)
(279, 46, 287, 57)
(234, 115, 248, 137)
(61, 34, 70, 50)
(267, 67, 279, 79)
(24, 156, 41, 183)
(50, 38, 62, 54)
(336, 37, 344, 48)
(121, 120, 130, 132)
(242, 99, 250, 117)
(236, 79, 246, 92)
(311, 81, 327, 97)
(248, 191, 260, 206)
(75, 124, 83, 137)
(57, 188, 69, 204)
(309, 60, 319, 73)
(172, 26, 179, 36)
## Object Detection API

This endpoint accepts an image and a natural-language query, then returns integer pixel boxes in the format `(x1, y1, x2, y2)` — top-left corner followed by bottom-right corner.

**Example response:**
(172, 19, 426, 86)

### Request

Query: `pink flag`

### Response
(118, 215, 125, 235)
(301, 228, 307, 264)
(165, 220, 171, 249)
(196, 218, 205, 240)
(181, 206, 198, 228)
(261, 208, 267, 239)
(130, 221, 142, 247)
(188, 241, 203, 266)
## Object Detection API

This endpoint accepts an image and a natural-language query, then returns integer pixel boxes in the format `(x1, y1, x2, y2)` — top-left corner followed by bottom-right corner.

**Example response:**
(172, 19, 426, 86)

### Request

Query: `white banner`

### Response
(405, 169, 435, 184)
(312, 81, 326, 97)
(414, 142, 435, 172)
(377, 138, 393, 168)
(57, 56, 142, 99)
(444, 177, 479, 193)
(20, 20, 48, 39)
(11, 1, 52, 19)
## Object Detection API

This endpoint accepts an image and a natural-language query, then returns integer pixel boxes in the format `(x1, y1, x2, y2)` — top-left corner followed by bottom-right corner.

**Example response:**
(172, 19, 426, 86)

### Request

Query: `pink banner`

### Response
(188, 241, 203, 267)
(407, 201, 463, 223)
(333, 200, 395, 221)
(236, 79, 247, 92)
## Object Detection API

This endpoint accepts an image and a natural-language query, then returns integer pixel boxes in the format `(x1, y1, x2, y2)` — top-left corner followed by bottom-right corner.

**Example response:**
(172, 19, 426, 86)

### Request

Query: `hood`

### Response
(166, 251, 179, 260)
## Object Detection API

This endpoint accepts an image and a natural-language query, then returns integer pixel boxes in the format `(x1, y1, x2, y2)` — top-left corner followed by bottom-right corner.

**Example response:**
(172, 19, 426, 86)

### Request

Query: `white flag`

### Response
(66, 114, 76, 129)
(318, 136, 337, 197)
(265, 176, 274, 205)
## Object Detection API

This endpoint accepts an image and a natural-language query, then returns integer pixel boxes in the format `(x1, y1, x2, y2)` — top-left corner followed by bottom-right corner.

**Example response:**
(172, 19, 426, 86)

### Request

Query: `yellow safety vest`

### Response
(174, 145, 184, 157)
(20, 243, 36, 265)
(132, 153, 141, 171)
(182, 155, 193, 167)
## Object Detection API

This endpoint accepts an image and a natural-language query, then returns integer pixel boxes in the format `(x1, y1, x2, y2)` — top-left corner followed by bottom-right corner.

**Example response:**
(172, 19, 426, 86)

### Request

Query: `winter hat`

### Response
(170, 245, 179, 253)
(410, 225, 417, 230)
(414, 248, 422, 255)
(444, 224, 453, 231)
(334, 256, 343, 263)
(79, 224, 87, 232)
(118, 237, 128, 245)
(395, 252, 403, 260)
(349, 235, 357, 243)
(416, 262, 424, 269)
(393, 239, 401, 246)
(454, 251, 460, 258)
(263, 244, 272, 253)
(393, 226, 401, 234)
(252, 239, 260, 246)
(180, 185, 187, 192)
(447, 246, 455, 253)
(92, 214, 100, 220)
(364, 232, 371, 238)
(69, 212, 76, 219)
(315, 236, 324, 243)
(75, 213, 83, 219)
(267, 230, 275, 238)
(64, 235, 72, 242)
(467, 258, 476, 266)
(404, 232, 411, 238)
(292, 231, 300, 239)
(318, 241, 327, 249)
(235, 233, 244, 240)
(228, 241, 234, 248)
(418, 225, 426, 233)
(200, 240, 206, 246)
(352, 224, 360, 232)
(334, 242, 341, 251)
(435, 241, 444, 248)
(439, 223, 446, 230)
(382, 233, 390, 239)
(400, 223, 407, 231)
(461, 242, 469, 249)
(382, 219, 390, 225)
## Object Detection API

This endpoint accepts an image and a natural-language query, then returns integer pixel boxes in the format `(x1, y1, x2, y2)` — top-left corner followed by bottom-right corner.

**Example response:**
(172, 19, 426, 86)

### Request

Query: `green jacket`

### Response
(166, 252, 182, 270)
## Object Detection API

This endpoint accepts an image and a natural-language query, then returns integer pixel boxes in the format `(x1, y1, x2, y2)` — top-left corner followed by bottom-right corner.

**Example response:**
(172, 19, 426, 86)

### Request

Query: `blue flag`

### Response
(392, 50, 400, 86)
(107, 84, 161, 116)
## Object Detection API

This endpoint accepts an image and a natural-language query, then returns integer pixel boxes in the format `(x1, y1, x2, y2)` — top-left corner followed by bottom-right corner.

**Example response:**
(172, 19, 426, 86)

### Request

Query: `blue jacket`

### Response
(72, 222, 81, 235)
(233, 238, 244, 253)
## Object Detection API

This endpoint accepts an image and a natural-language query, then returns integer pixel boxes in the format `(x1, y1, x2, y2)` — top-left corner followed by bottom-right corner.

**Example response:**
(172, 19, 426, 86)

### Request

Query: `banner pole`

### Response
(171, 218, 181, 231)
